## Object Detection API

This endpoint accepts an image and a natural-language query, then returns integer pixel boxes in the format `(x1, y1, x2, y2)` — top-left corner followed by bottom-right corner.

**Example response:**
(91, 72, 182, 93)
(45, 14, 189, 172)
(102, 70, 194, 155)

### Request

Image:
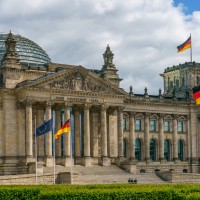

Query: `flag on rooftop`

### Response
(54, 119, 70, 139)
(36, 119, 53, 137)
(177, 36, 191, 53)
(192, 85, 200, 105)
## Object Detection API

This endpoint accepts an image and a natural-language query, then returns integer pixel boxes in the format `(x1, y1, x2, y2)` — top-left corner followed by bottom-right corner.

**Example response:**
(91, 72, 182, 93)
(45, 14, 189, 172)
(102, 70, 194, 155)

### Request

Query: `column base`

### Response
(173, 158, 180, 163)
(27, 162, 44, 175)
(129, 157, 138, 164)
(101, 157, 110, 166)
(26, 156, 35, 164)
(84, 157, 92, 167)
(45, 156, 53, 167)
(145, 158, 152, 164)
(62, 156, 73, 167)
(120, 160, 137, 174)
(159, 158, 166, 164)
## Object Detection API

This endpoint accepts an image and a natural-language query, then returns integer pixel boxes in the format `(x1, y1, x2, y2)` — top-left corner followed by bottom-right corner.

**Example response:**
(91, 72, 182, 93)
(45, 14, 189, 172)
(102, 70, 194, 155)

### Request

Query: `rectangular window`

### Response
(135, 119, 141, 131)
(122, 118, 126, 130)
(150, 119, 156, 132)
(178, 121, 183, 132)
(164, 121, 170, 132)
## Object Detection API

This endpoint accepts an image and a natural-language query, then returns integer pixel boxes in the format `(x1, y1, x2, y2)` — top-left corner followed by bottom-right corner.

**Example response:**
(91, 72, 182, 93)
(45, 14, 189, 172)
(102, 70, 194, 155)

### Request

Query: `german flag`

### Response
(192, 85, 200, 105)
(54, 119, 70, 139)
(177, 36, 191, 53)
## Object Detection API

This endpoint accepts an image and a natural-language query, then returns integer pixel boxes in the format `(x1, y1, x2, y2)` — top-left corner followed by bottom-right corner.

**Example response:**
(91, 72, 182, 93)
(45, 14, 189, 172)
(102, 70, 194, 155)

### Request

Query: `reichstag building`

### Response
(0, 32, 199, 175)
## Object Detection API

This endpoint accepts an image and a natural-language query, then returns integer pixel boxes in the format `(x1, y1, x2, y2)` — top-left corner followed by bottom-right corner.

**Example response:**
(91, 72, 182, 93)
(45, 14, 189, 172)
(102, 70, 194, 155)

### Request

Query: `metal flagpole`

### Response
(34, 114, 38, 185)
(190, 33, 192, 62)
(69, 117, 73, 184)
(53, 111, 56, 184)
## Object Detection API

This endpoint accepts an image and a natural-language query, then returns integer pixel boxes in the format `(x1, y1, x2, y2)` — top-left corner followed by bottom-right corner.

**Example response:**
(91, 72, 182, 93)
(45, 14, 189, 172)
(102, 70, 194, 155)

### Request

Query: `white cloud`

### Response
(0, 0, 200, 94)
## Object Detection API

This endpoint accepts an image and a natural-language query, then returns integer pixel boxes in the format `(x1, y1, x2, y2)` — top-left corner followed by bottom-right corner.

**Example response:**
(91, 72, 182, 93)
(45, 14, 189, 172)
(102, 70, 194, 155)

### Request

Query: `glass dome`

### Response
(0, 33, 51, 65)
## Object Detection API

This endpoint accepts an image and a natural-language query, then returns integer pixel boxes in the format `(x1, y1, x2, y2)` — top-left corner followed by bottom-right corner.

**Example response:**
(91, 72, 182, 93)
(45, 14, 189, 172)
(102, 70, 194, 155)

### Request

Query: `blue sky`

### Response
(173, 0, 200, 15)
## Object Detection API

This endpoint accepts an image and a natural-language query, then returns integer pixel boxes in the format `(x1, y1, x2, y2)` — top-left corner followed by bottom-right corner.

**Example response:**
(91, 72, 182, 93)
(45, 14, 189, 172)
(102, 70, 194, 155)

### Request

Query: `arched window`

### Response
(123, 139, 127, 158)
(150, 139, 156, 161)
(135, 139, 142, 161)
(178, 140, 184, 161)
(164, 140, 170, 161)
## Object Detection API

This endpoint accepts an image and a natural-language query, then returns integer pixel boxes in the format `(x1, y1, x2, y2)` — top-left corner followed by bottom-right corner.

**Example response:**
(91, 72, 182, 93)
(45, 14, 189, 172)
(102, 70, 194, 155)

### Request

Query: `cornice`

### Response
(124, 99, 190, 109)
(16, 87, 125, 99)
(0, 67, 50, 76)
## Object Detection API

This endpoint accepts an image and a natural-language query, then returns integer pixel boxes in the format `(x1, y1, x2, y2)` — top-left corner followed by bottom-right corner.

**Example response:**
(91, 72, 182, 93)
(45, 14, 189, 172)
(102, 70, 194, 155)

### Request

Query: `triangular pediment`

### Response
(16, 66, 128, 96)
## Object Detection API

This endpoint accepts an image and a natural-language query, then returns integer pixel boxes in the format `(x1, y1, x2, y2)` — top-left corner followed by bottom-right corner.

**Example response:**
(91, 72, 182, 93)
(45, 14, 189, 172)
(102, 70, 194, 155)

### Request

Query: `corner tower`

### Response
(1, 31, 21, 69)
(101, 45, 122, 87)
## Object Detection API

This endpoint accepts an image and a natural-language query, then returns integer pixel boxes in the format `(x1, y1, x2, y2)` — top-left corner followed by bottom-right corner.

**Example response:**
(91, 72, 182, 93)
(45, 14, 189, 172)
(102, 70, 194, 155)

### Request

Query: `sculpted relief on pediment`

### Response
(48, 72, 113, 93)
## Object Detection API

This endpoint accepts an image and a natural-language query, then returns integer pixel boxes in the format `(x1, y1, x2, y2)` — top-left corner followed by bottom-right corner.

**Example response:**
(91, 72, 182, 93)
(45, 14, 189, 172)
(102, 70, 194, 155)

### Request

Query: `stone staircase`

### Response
(44, 165, 166, 184)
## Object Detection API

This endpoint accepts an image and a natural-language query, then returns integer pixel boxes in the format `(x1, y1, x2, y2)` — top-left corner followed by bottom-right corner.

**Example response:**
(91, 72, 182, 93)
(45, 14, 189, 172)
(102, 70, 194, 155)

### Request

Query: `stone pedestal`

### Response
(45, 156, 53, 167)
(26, 156, 35, 164)
(84, 157, 92, 167)
(28, 162, 44, 175)
(101, 157, 110, 166)
(159, 158, 167, 164)
(173, 158, 180, 163)
(121, 161, 137, 173)
(62, 156, 73, 167)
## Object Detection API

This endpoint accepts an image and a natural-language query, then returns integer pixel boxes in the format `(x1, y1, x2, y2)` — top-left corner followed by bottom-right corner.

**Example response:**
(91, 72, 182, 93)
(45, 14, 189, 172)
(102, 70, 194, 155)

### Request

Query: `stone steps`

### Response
(43, 165, 166, 184)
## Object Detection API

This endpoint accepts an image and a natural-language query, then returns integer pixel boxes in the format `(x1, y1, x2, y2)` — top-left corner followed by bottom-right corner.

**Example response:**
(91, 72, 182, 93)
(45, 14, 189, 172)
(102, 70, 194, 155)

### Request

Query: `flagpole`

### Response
(53, 111, 56, 185)
(190, 33, 192, 62)
(34, 114, 38, 185)
(70, 118, 73, 184)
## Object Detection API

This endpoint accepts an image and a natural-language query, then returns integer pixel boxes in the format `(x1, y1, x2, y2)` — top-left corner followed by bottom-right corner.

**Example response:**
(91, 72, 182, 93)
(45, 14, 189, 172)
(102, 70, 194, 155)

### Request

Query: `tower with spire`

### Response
(101, 45, 122, 86)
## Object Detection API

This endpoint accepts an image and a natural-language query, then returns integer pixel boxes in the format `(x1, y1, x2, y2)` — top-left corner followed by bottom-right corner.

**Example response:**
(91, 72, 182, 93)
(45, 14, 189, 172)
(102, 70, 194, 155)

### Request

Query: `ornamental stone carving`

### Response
(49, 72, 110, 93)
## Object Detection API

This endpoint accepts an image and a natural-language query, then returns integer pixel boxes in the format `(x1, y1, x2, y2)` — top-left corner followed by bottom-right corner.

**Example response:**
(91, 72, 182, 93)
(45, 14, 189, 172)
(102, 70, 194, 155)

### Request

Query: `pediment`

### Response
(16, 66, 128, 96)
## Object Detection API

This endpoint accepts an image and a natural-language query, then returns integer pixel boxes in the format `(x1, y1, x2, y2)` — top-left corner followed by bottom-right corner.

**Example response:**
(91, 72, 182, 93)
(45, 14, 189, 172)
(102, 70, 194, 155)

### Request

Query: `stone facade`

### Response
(0, 32, 200, 176)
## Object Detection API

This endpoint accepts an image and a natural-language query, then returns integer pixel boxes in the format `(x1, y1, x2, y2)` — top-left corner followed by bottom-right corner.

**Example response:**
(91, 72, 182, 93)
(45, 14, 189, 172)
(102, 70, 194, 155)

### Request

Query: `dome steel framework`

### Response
(0, 33, 51, 65)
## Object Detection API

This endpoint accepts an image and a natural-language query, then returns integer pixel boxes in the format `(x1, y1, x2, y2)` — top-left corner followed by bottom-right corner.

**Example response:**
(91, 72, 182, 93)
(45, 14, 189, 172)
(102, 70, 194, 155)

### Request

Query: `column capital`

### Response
(159, 113, 165, 119)
(84, 104, 92, 110)
(46, 101, 53, 108)
(118, 106, 125, 112)
(64, 102, 72, 109)
(129, 111, 136, 117)
(173, 114, 179, 120)
(101, 104, 109, 111)
(145, 112, 151, 118)
(25, 99, 33, 107)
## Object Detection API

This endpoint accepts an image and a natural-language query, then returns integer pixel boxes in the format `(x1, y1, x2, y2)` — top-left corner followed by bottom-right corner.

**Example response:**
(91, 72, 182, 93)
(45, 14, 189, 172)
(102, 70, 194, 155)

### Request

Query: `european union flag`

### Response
(36, 119, 53, 137)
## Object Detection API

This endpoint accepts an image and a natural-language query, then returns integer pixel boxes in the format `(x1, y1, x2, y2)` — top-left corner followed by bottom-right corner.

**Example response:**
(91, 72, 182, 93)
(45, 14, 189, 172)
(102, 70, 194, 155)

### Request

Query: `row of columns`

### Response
(25, 101, 71, 167)
(128, 112, 187, 162)
(25, 101, 125, 167)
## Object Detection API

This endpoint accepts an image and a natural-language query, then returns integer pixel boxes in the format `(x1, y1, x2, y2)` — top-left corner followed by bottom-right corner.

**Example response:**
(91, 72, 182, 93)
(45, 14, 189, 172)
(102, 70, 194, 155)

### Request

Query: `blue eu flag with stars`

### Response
(36, 119, 53, 137)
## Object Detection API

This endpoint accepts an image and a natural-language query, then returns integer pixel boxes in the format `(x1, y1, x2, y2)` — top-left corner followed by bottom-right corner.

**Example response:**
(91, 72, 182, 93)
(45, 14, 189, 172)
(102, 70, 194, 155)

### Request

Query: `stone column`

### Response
(25, 100, 33, 161)
(36, 106, 45, 161)
(90, 108, 99, 159)
(144, 113, 150, 163)
(74, 106, 81, 164)
(118, 107, 124, 162)
(173, 115, 179, 162)
(63, 104, 71, 167)
(158, 114, 165, 162)
(45, 102, 53, 167)
(186, 116, 190, 161)
(101, 104, 110, 166)
(84, 104, 91, 166)
(55, 107, 61, 162)
(129, 112, 136, 161)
